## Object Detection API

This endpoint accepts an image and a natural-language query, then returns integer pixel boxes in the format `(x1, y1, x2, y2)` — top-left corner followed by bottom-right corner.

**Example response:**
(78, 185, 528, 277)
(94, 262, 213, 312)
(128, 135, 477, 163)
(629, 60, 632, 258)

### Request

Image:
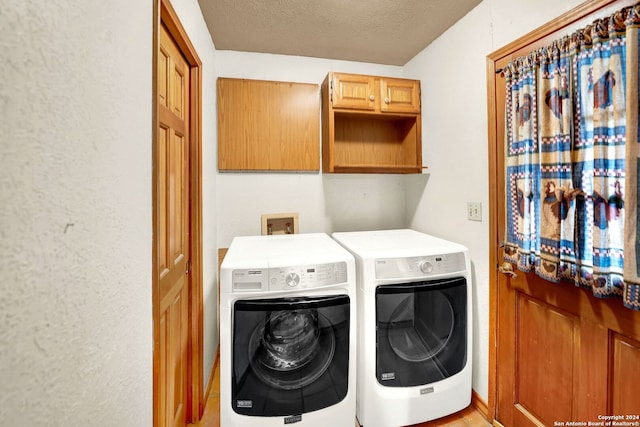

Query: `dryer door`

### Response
(232, 295, 350, 416)
(375, 277, 467, 387)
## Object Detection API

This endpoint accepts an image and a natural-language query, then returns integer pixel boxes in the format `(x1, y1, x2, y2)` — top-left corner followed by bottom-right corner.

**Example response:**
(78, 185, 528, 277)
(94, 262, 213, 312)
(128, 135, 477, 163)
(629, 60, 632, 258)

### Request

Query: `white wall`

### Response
(169, 0, 220, 395)
(0, 1, 153, 426)
(214, 51, 414, 247)
(403, 0, 585, 402)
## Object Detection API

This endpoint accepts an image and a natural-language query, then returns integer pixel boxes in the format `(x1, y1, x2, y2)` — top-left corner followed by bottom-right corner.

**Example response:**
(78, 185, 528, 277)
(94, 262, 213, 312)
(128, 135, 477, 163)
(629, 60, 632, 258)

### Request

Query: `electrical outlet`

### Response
(467, 202, 482, 221)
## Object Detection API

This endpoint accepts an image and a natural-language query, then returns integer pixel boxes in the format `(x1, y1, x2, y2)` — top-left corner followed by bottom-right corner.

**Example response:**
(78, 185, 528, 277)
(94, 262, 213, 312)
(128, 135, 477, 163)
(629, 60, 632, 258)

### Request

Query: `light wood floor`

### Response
(190, 363, 492, 427)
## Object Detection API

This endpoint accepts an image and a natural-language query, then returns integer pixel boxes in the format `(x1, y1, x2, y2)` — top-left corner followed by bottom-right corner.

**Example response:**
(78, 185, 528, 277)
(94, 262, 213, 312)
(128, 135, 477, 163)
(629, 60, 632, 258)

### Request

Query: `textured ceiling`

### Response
(197, 0, 482, 66)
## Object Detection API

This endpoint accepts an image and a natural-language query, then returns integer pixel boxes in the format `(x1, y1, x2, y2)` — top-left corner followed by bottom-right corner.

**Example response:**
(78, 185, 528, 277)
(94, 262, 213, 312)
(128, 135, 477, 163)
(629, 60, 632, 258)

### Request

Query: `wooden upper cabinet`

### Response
(322, 72, 423, 174)
(217, 78, 320, 171)
(330, 73, 420, 114)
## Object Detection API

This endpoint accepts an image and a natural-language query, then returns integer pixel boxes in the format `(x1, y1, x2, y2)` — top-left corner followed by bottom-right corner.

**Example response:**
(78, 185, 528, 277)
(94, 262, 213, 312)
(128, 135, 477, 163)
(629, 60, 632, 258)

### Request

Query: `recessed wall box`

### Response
(261, 213, 299, 235)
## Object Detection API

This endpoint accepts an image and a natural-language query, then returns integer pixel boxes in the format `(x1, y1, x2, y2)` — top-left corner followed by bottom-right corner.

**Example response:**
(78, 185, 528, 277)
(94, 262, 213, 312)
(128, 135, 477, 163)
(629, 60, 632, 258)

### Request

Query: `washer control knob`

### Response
(285, 272, 300, 287)
(419, 261, 433, 274)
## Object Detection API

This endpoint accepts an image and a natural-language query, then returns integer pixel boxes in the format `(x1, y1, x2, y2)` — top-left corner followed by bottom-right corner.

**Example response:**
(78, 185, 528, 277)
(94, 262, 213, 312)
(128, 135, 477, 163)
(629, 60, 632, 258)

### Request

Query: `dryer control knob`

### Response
(420, 261, 433, 274)
(285, 272, 300, 287)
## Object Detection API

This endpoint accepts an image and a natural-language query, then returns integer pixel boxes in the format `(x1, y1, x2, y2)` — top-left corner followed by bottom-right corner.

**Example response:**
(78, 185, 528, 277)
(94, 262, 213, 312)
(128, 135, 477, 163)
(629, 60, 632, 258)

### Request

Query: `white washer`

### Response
(332, 229, 472, 427)
(220, 233, 356, 427)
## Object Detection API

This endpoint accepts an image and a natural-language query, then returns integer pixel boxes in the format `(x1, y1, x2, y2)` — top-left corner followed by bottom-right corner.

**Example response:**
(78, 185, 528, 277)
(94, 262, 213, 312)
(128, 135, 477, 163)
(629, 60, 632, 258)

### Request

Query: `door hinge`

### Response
(330, 81, 333, 103)
(186, 259, 192, 275)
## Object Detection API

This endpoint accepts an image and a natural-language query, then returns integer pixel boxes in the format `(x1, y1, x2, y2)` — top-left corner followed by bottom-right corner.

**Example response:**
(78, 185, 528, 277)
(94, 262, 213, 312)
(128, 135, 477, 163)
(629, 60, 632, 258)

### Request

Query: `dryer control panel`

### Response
(375, 252, 466, 280)
(232, 261, 348, 292)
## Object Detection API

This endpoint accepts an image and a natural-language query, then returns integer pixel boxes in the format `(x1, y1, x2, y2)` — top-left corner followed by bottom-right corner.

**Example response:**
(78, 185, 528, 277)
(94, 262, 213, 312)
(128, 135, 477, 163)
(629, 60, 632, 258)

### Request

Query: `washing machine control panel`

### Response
(375, 252, 466, 279)
(231, 262, 348, 292)
(269, 262, 348, 290)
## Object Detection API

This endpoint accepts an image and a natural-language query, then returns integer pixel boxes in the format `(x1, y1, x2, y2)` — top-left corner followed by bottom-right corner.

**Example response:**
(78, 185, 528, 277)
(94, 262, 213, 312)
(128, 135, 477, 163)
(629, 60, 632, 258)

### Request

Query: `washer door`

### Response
(232, 295, 350, 417)
(375, 277, 467, 387)
(248, 308, 335, 390)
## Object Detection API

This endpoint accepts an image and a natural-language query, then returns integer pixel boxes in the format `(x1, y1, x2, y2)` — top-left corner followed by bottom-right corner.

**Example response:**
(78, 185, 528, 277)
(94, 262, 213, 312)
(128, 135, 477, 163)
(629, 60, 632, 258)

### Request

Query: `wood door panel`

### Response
(159, 313, 168, 427)
(517, 296, 576, 425)
(159, 280, 188, 424)
(158, 124, 169, 277)
(576, 320, 608, 421)
(379, 78, 420, 113)
(159, 286, 188, 427)
(169, 286, 187, 427)
(171, 63, 185, 119)
(331, 73, 376, 110)
(158, 47, 169, 109)
(169, 131, 187, 265)
(611, 334, 640, 414)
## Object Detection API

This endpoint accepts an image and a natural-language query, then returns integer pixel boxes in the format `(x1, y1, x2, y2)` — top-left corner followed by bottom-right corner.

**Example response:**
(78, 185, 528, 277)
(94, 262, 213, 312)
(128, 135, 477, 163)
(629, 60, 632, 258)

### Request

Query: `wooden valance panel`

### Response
(217, 78, 320, 171)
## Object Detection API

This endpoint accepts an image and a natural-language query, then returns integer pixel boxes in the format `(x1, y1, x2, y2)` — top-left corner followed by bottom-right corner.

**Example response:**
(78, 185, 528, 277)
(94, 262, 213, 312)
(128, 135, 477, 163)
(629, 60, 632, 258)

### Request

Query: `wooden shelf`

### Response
(332, 165, 423, 174)
(322, 72, 422, 174)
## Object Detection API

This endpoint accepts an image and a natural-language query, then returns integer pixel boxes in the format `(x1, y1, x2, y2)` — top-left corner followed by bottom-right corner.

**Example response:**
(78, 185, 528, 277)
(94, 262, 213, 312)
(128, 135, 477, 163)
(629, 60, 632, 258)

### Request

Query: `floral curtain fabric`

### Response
(503, 4, 640, 310)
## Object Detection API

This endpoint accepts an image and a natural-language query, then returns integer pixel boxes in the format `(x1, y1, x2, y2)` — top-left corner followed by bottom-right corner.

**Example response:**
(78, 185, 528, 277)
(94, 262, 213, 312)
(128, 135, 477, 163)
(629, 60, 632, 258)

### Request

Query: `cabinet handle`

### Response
(369, 95, 375, 101)
(384, 97, 390, 104)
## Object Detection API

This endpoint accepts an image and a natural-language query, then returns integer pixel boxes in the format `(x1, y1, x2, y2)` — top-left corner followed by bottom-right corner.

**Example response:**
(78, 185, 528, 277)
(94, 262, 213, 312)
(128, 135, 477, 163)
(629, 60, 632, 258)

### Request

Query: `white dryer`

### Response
(220, 233, 356, 427)
(332, 229, 472, 427)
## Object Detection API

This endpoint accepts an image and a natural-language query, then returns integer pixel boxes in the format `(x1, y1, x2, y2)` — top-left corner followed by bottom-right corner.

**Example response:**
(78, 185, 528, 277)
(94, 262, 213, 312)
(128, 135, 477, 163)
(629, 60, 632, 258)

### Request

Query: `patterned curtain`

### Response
(503, 4, 640, 310)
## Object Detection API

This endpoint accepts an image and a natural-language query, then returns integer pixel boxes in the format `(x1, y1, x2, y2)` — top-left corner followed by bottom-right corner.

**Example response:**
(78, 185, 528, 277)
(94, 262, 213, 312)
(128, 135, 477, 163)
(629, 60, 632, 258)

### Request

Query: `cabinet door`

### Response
(217, 78, 320, 171)
(331, 73, 376, 110)
(380, 78, 420, 113)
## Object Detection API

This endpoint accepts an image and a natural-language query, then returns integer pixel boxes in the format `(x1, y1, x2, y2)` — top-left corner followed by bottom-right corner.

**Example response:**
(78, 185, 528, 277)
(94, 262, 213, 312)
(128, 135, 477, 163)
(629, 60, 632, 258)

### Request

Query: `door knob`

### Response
(498, 262, 517, 278)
